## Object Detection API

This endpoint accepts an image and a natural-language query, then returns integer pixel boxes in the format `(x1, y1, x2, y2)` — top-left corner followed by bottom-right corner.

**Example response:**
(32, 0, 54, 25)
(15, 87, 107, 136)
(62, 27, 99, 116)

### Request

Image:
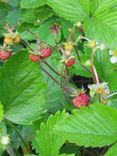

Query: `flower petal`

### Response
(110, 56, 117, 64)
(109, 50, 113, 55)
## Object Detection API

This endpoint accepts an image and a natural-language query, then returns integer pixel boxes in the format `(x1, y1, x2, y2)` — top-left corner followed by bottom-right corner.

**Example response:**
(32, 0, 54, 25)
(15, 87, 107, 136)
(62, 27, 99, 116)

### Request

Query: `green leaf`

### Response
(107, 72, 117, 91)
(59, 154, 75, 156)
(94, 50, 117, 91)
(7, 0, 19, 7)
(47, 0, 117, 49)
(20, 19, 61, 45)
(105, 143, 117, 156)
(42, 54, 66, 112)
(7, 9, 21, 26)
(20, 0, 46, 9)
(0, 103, 4, 122)
(0, 51, 47, 125)
(24, 154, 37, 156)
(47, 0, 88, 22)
(108, 97, 117, 108)
(94, 50, 111, 77)
(60, 18, 73, 39)
(45, 77, 65, 112)
(55, 104, 117, 147)
(35, 19, 61, 46)
(84, 1, 117, 49)
(20, 27, 35, 41)
(93, 0, 117, 14)
(71, 62, 92, 78)
(0, 145, 3, 156)
(79, 0, 91, 16)
(22, 6, 54, 25)
(32, 111, 68, 156)
(0, 2, 11, 26)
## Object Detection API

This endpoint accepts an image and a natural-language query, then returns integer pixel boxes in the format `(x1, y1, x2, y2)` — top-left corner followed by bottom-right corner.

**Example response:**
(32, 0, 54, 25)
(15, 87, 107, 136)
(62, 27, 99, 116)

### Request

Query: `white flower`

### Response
(1, 135, 10, 145)
(109, 50, 117, 64)
(88, 82, 110, 97)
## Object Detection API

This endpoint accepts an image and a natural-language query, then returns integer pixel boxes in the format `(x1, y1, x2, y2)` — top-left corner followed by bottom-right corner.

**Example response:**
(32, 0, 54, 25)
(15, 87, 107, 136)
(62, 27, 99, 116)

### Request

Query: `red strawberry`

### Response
(40, 47, 52, 59)
(65, 58, 75, 67)
(0, 51, 12, 61)
(29, 54, 41, 62)
(72, 93, 89, 108)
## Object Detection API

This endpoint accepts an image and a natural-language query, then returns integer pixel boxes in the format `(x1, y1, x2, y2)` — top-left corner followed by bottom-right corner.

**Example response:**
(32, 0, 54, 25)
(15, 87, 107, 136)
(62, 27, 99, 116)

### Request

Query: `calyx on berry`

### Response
(61, 55, 75, 67)
(28, 40, 52, 62)
(4, 32, 20, 45)
(70, 88, 89, 108)
(65, 57, 75, 67)
(70, 87, 86, 97)
(4, 24, 20, 44)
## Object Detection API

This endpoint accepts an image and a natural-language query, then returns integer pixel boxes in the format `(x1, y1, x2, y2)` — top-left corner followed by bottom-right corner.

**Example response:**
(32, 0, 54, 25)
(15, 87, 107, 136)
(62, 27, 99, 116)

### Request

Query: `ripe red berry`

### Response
(29, 54, 41, 62)
(65, 58, 75, 67)
(0, 51, 12, 61)
(40, 47, 52, 59)
(72, 93, 89, 108)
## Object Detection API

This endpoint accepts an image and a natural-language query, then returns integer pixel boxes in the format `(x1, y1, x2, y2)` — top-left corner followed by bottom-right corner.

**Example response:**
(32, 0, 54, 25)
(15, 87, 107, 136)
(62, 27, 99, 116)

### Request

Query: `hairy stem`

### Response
(71, 32, 81, 61)
(90, 48, 100, 84)
(40, 66, 60, 86)
(43, 60, 65, 78)
(70, 31, 91, 74)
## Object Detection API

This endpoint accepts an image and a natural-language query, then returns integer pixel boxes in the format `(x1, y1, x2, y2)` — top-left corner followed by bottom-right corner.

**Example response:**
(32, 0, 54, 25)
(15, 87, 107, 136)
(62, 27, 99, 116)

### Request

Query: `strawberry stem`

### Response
(70, 31, 91, 74)
(43, 60, 65, 78)
(90, 48, 100, 84)
(40, 66, 61, 86)
(65, 66, 70, 75)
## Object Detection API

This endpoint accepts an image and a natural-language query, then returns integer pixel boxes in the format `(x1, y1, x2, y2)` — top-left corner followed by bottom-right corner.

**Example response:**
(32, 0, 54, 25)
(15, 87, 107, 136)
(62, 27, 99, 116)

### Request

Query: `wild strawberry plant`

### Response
(0, 0, 117, 156)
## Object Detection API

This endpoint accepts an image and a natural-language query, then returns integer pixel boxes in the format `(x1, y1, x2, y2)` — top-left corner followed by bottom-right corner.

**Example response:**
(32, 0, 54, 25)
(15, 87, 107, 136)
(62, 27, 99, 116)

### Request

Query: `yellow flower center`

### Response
(113, 51, 117, 56)
(88, 40, 96, 48)
(96, 88, 104, 94)
(65, 42, 73, 51)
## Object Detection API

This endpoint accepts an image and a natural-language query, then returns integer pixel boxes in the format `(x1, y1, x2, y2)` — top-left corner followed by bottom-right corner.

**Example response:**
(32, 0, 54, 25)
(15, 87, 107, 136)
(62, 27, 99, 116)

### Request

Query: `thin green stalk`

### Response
(21, 40, 33, 51)
(71, 31, 91, 74)
(107, 92, 117, 98)
(6, 145, 16, 156)
(90, 48, 100, 84)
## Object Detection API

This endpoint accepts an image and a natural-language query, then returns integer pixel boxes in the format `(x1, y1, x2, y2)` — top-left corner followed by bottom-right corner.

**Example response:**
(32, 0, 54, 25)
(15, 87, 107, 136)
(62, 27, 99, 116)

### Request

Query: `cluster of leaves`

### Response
(0, 0, 117, 156)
